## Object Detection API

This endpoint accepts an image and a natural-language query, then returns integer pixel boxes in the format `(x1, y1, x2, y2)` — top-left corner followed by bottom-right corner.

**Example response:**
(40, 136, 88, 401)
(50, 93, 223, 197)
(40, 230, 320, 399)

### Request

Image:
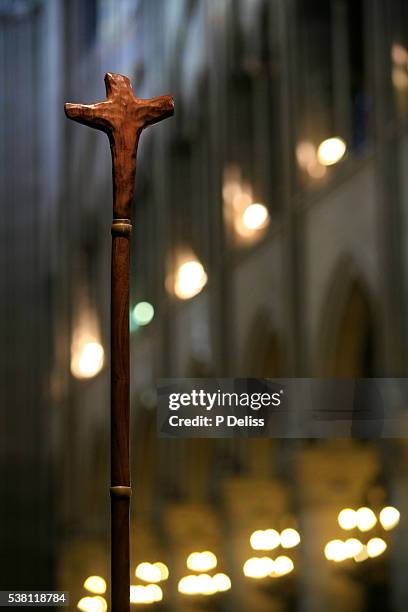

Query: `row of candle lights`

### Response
(178, 551, 231, 596)
(76, 530, 301, 608)
(129, 561, 169, 604)
(324, 506, 400, 564)
(76, 507, 399, 609)
(77, 561, 170, 611)
(76, 551, 230, 610)
(243, 527, 300, 580)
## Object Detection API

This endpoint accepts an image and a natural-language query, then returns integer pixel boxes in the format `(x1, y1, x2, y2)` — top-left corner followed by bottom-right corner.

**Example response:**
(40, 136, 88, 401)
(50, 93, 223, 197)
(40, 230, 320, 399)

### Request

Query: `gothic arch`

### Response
(316, 256, 380, 377)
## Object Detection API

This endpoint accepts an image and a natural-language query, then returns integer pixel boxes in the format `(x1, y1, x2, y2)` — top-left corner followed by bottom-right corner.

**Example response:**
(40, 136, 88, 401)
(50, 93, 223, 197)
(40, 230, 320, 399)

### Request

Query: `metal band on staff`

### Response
(111, 219, 132, 236)
(110, 486, 132, 499)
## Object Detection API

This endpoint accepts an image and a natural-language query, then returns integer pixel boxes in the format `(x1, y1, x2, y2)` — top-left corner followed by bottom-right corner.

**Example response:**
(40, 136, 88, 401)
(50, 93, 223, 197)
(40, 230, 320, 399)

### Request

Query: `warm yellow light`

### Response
(232, 191, 252, 211)
(326, 537, 363, 561)
(356, 507, 377, 532)
(324, 539, 347, 562)
(135, 562, 162, 583)
(306, 161, 327, 179)
(186, 551, 217, 572)
(129, 584, 162, 604)
(174, 261, 207, 300)
(223, 180, 242, 204)
(153, 562, 169, 581)
(212, 573, 231, 592)
(392, 43, 408, 66)
(354, 545, 369, 563)
(83, 576, 107, 595)
(280, 528, 300, 549)
(344, 538, 363, 558)
(71, 340, 104, 379)
(250, 529, 280, 551)
(273, 555, 294, 576)
(93, 598, 107, 612)
(338, 508, 357, 530)
(129, 586, 144, 603)
(317, 137, 347, 166)
(296, 141, 316, 169)
(367, 537, 387, 558)
(196, 574, 217, 596)
(177, 574, 222, 596)
(392, 67, 408, 91)
(242, 203, 269, 231)
(145, 585, 163, 602)
(379, 506, 400, 531)
(367, 538, 387, 558)
(178, 575, 198, 595)
(324, 540, 336, 561)
(243, 556, 274, 579)
(77, 597, 105, 612)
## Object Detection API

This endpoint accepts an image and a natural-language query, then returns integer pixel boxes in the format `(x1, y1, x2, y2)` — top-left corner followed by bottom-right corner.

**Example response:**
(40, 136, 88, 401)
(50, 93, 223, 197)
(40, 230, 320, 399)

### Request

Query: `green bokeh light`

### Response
(132, 301, 154, 327)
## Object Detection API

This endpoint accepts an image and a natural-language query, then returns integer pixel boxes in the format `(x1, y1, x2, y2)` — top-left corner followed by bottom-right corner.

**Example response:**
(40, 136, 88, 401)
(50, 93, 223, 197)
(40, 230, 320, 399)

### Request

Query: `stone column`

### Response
(296, 440, 379, 612)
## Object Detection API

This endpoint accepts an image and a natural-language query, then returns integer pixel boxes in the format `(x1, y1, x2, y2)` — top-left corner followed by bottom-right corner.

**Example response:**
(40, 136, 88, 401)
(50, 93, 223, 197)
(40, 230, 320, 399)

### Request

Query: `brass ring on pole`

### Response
(111, 219, 132, 236)
(110, 486, 132, 499)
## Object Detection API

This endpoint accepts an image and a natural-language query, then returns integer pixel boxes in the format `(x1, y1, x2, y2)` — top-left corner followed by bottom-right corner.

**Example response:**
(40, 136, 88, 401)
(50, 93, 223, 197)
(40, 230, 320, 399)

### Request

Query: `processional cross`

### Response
(65, 73, 174, 611)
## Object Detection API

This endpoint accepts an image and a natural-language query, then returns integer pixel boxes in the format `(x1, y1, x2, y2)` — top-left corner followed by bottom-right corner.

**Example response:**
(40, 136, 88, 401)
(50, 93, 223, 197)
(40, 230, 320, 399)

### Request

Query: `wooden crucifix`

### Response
(65, 73, 174, 611)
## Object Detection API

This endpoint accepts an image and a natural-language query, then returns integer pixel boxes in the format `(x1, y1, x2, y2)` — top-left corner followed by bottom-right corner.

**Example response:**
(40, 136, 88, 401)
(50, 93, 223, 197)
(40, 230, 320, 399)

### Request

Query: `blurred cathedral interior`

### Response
(2, 0, 408, 610)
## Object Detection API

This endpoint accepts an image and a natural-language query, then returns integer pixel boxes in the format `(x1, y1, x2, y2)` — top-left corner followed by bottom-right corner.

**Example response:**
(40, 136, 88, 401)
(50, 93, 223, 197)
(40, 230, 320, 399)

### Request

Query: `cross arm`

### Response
(135, 95, 175, 129)
(64, 100, 114, 134)
(64, 72, 174, 218)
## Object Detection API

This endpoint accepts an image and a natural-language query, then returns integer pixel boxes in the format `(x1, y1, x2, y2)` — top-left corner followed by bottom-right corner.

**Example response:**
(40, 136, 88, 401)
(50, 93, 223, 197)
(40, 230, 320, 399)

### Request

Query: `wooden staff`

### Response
(65, 73, 173, 611)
